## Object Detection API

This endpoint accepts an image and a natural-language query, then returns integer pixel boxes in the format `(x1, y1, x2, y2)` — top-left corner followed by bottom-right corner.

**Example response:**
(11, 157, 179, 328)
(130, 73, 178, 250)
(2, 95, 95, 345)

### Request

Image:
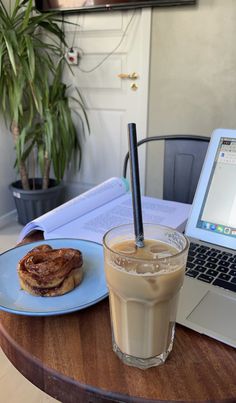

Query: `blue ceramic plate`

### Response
(0, 239, 108, 316)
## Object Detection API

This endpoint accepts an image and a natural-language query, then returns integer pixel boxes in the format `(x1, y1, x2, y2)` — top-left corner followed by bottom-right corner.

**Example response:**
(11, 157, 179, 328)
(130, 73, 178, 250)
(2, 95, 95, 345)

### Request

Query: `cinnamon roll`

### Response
(18, 244, 84, 296)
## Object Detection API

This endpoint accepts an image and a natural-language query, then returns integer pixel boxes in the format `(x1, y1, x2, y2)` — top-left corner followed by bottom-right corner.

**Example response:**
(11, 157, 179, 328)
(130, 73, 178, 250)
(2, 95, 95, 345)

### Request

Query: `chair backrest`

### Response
(123, 135, 210, 204)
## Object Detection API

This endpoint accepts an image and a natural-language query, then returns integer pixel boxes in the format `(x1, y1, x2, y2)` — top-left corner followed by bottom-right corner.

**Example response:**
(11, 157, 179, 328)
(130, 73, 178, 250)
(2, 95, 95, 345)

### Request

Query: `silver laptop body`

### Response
(176, 129, 236, 348)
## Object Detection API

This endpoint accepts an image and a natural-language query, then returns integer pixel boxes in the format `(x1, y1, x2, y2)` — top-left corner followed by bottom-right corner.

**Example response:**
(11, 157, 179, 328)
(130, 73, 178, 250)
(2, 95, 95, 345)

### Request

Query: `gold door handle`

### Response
(130, 83, 138, 91)
(118, 72, 139, 80)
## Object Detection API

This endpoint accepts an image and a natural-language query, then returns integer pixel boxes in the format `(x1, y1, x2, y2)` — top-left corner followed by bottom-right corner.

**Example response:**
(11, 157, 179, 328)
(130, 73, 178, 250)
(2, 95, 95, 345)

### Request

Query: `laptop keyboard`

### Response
(186, 242, 236, 293)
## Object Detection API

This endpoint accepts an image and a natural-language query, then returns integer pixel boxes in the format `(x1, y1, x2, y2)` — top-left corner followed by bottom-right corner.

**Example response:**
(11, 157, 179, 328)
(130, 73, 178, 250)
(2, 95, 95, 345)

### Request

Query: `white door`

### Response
(64, 8, 151, 191)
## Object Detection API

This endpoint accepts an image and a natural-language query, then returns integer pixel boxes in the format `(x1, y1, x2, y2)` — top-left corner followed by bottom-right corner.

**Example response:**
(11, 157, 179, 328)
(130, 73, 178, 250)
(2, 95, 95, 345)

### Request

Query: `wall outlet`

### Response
(65, 48, 80, 65)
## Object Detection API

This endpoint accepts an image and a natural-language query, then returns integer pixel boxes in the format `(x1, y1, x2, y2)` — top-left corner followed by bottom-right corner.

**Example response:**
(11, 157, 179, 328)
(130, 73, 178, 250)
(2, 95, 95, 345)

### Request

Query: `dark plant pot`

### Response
(9, 178, 66, 225)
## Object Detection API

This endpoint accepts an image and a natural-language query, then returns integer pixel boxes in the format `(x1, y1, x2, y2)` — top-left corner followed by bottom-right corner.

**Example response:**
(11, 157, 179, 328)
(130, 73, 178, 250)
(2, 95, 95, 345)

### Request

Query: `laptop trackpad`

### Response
(187, 291, 236, 340)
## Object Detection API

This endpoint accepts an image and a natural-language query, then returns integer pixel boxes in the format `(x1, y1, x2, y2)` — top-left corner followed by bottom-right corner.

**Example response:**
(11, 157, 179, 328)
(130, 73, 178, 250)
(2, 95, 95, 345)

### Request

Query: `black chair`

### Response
(123, 135, 210, 204)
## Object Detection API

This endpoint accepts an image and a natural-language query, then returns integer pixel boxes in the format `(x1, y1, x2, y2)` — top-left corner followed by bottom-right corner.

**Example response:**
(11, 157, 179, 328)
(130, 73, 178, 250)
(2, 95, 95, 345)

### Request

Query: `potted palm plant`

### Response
(0, 0, 88, 224)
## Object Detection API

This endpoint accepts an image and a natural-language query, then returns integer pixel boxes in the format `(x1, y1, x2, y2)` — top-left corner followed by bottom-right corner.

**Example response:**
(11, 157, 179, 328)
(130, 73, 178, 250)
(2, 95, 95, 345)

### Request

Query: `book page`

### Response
(46, 194, 191, 244)
(19, 177, 129, 241)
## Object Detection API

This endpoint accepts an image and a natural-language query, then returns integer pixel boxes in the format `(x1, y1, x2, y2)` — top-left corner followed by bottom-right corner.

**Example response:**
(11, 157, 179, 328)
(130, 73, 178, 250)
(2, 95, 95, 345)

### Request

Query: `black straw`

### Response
(128, 123, 144, 248)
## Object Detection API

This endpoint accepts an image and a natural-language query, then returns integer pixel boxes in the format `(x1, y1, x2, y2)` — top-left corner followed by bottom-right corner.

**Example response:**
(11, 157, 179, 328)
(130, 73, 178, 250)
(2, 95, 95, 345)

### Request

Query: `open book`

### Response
(19, 177, 191, 244)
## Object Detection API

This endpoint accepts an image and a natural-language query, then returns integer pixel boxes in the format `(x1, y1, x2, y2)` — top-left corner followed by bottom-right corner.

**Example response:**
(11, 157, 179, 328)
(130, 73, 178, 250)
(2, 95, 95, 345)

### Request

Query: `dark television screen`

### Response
(35, 0, 196, 14)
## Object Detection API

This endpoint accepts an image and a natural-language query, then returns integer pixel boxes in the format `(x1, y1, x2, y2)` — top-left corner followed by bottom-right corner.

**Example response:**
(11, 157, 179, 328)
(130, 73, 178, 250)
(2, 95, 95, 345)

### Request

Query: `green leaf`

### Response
(22, 0, 33, 31)
(30, 81, 43, 115)
(0, 0, 10, 23)
(11, 0, 22, 19)
(25, 35, 35, 79)
(3, 33, 16, 74)
(0, 42, 5, 79)
(19, 127, 27, 155)
(0, 80, 6, 112)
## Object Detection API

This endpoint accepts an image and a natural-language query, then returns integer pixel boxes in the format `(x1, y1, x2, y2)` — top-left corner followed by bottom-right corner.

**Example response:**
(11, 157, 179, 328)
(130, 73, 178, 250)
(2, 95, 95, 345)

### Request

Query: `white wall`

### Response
(0, 117, 16, 218)
(146, 0, 236, 197)
(0, 0, 18, 219)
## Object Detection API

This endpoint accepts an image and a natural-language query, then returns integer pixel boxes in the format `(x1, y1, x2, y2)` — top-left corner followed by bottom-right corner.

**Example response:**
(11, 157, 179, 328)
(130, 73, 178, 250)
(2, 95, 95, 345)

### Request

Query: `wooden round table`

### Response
(0, 234, 236, 403)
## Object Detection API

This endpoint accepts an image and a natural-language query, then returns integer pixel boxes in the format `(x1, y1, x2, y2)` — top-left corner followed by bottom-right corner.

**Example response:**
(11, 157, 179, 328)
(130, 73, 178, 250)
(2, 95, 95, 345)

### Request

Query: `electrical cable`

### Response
(77, 10, 136, 74)
(70, 14, 80, 51)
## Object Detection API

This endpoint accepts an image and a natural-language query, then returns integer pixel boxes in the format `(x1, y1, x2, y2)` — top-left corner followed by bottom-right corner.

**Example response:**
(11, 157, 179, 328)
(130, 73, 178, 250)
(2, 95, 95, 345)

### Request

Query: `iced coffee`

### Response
(103, 223, 189, 369)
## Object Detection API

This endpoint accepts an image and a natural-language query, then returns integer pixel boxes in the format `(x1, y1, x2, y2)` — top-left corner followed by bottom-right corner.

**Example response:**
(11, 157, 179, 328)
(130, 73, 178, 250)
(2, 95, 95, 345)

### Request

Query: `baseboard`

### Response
(0, 210, 17, 228)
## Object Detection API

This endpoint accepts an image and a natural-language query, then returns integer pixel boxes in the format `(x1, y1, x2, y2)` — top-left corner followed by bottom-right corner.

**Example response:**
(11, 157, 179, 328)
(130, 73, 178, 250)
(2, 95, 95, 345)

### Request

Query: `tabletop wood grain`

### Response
(0, 232, 236, 403)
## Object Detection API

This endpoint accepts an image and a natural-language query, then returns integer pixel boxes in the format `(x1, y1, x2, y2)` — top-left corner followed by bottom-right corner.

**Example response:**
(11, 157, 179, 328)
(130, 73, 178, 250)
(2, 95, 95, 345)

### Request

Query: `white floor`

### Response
(0, 216, 59, 403)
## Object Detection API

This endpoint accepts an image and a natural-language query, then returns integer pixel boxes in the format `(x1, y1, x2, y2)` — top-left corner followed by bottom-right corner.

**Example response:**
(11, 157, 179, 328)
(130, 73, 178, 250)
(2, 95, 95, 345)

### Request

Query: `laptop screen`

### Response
(196, 137, 236, 239)
(185, 129, 236, 249)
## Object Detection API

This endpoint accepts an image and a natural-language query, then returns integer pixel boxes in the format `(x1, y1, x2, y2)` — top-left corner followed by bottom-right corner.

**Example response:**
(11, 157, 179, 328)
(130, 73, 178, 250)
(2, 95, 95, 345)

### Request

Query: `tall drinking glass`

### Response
(103, 223, 189, 369)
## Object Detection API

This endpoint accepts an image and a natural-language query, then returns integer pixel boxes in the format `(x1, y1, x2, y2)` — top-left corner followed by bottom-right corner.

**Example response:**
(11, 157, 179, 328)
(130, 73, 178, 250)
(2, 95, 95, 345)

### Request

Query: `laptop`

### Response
(176, 128, 236, 348)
